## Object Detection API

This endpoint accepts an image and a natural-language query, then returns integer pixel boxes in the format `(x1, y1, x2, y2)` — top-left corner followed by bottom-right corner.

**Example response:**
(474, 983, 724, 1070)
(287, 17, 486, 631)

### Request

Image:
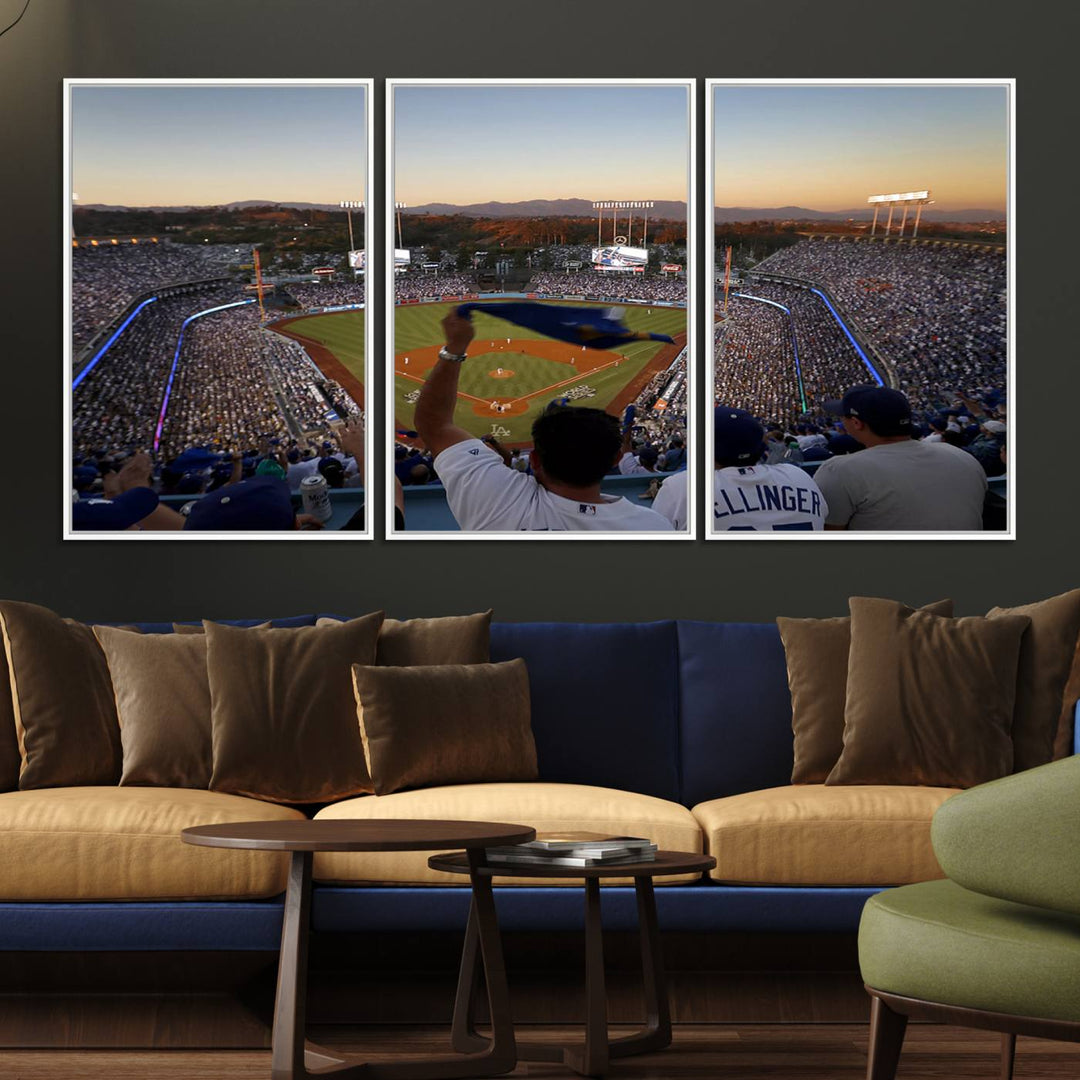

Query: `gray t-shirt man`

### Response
(813, 439, 987, 531)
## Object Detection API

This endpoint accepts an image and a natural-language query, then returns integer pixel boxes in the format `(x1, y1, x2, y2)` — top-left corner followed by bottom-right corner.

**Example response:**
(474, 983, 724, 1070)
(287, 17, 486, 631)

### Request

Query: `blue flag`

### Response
(456, 302, 674, 351)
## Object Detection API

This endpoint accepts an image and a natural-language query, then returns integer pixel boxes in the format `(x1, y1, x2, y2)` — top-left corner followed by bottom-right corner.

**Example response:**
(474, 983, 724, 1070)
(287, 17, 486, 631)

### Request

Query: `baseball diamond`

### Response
(394, 299, 686, 447)
(270, 308, 366, 409)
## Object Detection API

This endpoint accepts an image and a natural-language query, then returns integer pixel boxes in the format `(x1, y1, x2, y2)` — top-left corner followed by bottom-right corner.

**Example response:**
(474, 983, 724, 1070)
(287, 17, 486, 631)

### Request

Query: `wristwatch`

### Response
(438, 346, 468, 363)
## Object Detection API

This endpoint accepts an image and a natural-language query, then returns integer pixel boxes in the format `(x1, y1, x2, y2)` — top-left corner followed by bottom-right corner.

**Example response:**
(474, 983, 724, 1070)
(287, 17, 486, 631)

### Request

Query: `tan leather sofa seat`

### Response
(693, 785, 960, 886)
(314, 782, 702, 886)
(0, 787, 305, 900)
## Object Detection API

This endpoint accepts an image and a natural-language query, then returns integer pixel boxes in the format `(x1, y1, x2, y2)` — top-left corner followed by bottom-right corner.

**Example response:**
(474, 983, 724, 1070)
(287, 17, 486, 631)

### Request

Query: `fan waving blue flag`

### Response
(456, 302, 674, 351)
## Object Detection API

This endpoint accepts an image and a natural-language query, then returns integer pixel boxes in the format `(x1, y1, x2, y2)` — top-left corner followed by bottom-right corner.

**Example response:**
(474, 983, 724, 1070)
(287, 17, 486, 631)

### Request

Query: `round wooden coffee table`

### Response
(429, 849, 716, 1078)
(183, 819, 535, 1080)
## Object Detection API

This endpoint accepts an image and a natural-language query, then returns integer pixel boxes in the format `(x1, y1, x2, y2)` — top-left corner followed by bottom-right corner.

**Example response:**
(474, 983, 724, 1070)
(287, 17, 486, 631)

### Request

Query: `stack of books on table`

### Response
(484, 833, 657, 868)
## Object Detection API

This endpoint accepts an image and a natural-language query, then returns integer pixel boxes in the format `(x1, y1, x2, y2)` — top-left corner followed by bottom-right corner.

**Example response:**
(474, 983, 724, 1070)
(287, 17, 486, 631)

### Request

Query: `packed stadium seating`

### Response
(753, 238, 1006, 414)
(71, 243, 365, 522)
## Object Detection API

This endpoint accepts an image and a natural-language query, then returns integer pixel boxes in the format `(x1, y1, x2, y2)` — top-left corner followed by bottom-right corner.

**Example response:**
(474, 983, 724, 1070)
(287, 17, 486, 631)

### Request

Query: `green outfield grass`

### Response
(279, 308, 365, 385)
(394, 300, 685, 444)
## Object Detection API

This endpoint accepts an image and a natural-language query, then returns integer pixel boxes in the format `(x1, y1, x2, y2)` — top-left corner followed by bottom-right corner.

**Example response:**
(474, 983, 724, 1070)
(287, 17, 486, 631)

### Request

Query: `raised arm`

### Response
(414, 312, 476, 458)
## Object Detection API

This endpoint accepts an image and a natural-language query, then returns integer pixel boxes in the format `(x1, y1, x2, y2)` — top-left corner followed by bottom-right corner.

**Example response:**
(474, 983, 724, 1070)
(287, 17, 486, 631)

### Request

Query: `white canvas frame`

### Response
(63, 77, 375, 541)
(385, 78, 697, 541)
(705, 78, 1015, 541)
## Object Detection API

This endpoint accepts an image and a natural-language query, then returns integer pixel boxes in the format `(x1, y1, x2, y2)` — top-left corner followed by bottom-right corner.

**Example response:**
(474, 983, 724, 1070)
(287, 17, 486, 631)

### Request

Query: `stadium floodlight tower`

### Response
(394, 202, 407, 250)
(867, 190, 932, 238)
(592, 200, 655, 247)
(339, 200, 365, 251)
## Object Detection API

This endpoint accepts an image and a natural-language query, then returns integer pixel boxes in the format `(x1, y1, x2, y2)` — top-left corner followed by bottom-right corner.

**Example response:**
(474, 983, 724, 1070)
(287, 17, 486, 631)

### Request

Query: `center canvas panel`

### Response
(387, 80, 695, 539)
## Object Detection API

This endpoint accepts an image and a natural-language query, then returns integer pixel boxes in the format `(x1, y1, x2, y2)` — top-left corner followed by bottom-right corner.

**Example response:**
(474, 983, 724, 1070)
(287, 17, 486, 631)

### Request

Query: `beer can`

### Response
(300, 474, 333, 523)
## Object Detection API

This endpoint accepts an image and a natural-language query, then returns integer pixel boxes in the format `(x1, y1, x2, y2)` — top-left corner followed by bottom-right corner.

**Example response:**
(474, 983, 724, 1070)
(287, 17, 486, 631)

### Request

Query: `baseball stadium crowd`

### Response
(528, 270, 686, 304)
(394, 272, 477, 300)
(285, 280, 366, 308)
(71, 280, 365, 530)
(754, 239, 1006, 413)
(71, 241, 240, 352)
(715, 285, 869, 427)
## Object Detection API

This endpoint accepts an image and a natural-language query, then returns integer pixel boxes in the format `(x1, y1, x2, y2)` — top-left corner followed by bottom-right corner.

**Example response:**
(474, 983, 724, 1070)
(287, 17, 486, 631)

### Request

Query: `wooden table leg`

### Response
(272, 851, 321, 1080)
(609, 876, 671, 1058)
(449, 898, 487, 1054)
(272, 849, 515, 1080)
(563, 877, 609, 1077)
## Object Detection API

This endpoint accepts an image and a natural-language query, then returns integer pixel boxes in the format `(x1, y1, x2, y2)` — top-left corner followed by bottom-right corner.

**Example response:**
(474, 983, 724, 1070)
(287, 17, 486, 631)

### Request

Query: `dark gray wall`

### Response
(1, 0, 1073, 623)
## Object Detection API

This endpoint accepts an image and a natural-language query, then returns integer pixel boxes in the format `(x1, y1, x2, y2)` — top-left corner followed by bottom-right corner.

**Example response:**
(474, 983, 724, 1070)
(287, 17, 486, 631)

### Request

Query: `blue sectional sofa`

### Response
(10, 615, 1061, 957)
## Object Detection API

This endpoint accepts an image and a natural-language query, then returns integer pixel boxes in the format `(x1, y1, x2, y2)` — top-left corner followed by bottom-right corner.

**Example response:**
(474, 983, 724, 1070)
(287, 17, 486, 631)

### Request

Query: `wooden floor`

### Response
(2, 1024, 1080, 1079)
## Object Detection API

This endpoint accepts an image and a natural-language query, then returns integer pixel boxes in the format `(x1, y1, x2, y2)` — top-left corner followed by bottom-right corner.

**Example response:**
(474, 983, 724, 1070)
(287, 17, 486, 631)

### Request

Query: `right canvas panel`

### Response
(707, 80, 1013, 540)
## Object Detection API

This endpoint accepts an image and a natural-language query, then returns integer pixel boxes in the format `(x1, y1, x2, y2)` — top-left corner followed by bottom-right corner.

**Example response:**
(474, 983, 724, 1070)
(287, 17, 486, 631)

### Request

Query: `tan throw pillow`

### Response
(317, 611, 492, 666)
(173, 621, 271, 634)
(778, 599, 954, 784)
(987, 589, 1080, 772)
(92, 626, 212, 788)
(826, 598, 1030, 788)
(0, 601, 121, 788)
(352, 659, 536, 796)
(0, 646, 18, 792)
(206, 614, 384, 803)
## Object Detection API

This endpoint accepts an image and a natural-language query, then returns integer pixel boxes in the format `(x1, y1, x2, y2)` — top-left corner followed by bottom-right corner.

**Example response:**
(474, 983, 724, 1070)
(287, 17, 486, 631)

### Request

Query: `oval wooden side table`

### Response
(183, 818, 535, 1080)
(429, 848, 716, 1078)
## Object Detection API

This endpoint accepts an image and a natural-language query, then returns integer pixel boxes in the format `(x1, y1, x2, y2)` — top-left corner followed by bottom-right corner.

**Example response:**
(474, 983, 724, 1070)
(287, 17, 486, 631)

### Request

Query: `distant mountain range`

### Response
(75, 200, 349, 212)
(74, 198, 1005, 224)
(714, 205, 1005, 224)
(400, 198, 690, 220)
(75, 197, 691, 220)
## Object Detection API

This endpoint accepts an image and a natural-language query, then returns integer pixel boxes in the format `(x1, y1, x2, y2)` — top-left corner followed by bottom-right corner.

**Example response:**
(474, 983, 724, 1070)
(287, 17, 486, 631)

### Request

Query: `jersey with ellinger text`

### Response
(713, 463, 826, 532)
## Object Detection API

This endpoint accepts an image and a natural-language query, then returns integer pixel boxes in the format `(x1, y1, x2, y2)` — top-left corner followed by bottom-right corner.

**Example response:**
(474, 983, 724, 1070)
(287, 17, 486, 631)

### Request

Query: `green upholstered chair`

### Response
(859, 755, 1080, 1080)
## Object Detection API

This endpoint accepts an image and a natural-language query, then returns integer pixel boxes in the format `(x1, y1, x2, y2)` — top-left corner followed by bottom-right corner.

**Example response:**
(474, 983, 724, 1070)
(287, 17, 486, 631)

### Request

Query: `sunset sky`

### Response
(71, 84, 367, 206)
(713, 84, 1008, 212)
(394, 84, 689, 205)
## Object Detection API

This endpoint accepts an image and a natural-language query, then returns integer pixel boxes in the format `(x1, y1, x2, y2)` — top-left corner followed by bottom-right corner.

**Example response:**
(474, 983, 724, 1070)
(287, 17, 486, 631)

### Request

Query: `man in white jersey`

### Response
(651, 406, 827, 533)
(814, 385, 987, 531)
(415, 312, 674, 532)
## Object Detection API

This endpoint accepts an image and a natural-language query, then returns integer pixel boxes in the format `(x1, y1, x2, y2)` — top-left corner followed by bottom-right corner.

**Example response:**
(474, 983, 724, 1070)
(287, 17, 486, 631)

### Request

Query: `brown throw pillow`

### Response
(93, 626, 213, 788)
(0, 600, 121, 788)
(987, 589, 1080, 772)
(206, 614, 384, 803)
(778, 599, 954, 784)
(0, 645, 19, 792)
(173, 621, 271, 634)
(317, 611, 492, 666)
(352, 659, 536, 796)
(826, 598, 1030, 788)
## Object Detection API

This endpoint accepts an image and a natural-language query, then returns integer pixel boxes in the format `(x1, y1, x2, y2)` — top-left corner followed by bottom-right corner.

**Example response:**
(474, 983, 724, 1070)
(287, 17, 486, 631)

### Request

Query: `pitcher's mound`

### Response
(488, 369, 515, 379)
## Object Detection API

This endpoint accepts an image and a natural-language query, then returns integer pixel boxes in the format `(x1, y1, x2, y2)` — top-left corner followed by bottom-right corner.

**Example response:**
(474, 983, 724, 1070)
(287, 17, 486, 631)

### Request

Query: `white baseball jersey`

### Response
(713, 463, 826, 532)
(617, 451, 653, 477)
(436, 439, 674, 532)
(650, 470, 688, 531)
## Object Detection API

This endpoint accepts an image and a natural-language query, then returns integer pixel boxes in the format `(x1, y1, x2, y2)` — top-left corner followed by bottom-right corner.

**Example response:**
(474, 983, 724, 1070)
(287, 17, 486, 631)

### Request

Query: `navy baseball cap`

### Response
(714, 406, 765, 464)
(72, 487, 159, 531)
(824, 385, 912, 436)
(184, 477, 295, 531)
(318, 457, 346, 485)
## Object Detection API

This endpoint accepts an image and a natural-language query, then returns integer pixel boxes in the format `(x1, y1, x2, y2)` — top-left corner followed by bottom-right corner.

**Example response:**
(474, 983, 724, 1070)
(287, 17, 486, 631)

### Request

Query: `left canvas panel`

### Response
(64, 80, 373, 540)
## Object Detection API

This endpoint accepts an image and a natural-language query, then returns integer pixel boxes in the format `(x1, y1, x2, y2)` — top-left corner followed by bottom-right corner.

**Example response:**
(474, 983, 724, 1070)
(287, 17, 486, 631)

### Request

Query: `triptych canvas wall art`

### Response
(63, 78, 1011, 541)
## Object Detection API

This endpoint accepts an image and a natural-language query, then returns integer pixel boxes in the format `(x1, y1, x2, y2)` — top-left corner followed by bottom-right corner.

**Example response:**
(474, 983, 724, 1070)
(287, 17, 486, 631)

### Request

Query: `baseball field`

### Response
(394, 300, 686, 446)
(269, 308, 366, 408)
